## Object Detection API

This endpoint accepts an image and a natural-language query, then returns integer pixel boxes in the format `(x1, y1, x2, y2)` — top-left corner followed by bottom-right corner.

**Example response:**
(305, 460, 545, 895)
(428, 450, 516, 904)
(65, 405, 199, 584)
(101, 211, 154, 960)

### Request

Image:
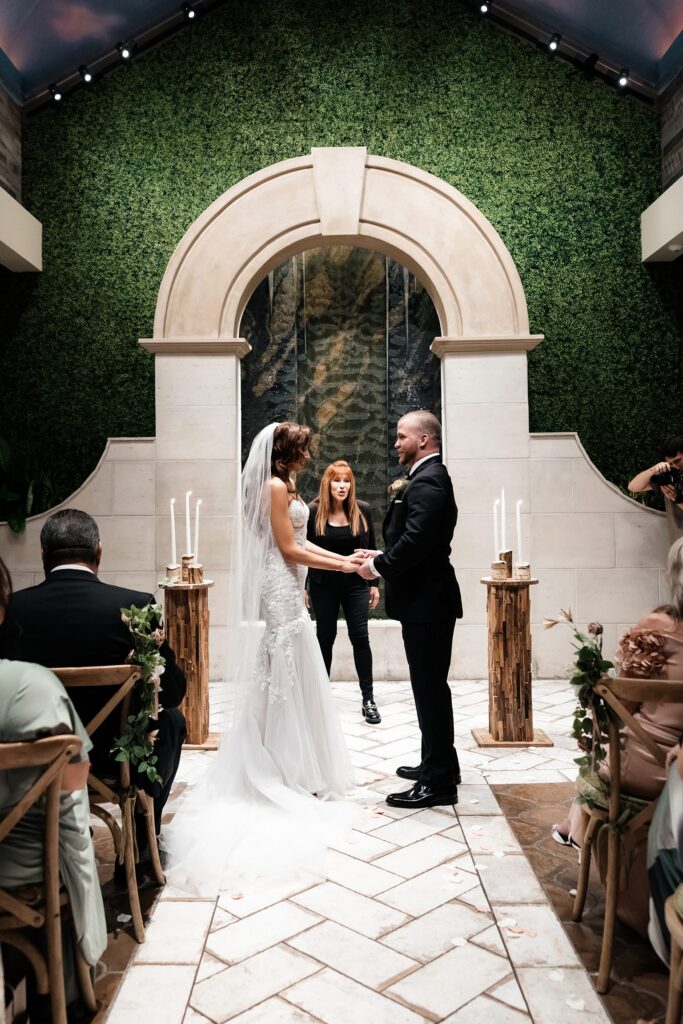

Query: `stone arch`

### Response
(149, 148, 534, 344)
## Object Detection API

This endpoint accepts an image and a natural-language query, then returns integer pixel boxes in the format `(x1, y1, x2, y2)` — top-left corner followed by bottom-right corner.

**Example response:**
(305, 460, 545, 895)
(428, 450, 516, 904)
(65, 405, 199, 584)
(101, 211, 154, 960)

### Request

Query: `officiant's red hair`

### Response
(314, 461, 368, 537)
(271, 422, 311, 483)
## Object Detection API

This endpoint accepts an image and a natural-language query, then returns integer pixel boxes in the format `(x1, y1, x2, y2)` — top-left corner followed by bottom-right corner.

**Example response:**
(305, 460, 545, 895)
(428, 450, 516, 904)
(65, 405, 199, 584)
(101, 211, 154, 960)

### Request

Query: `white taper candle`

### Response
(493, 498, 500, 559)
(185, 490, 192, 554)
(516, 498, 523, 564)
(501, 488, 506, 550)
(194, 498, 202, 565)
(170, 498, 177, 565)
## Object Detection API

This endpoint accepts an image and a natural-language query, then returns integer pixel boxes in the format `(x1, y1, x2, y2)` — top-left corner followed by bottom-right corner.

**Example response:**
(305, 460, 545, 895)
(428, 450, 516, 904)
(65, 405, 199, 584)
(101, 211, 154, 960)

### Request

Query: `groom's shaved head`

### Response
(400, 411, 442, 446)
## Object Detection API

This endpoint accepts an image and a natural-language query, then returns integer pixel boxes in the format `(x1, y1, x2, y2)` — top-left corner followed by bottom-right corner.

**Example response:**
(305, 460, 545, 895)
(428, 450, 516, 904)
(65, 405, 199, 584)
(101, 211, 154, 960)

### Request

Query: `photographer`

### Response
(629, 436, 683, 543)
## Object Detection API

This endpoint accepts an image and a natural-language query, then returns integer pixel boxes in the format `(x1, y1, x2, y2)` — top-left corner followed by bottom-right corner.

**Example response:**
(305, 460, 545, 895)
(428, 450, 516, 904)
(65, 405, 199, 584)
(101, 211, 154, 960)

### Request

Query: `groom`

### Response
(356, 411, 462, 808)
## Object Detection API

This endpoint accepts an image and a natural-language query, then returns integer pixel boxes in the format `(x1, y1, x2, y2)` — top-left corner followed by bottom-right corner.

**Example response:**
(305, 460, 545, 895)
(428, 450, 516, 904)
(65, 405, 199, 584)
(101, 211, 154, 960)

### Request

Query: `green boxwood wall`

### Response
(1, 0, 682, 508)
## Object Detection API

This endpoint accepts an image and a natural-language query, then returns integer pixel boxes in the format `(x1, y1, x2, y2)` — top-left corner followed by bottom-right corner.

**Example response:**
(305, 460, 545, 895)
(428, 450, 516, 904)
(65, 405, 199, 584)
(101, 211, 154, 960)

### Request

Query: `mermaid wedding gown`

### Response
(166, 497, 356, 893)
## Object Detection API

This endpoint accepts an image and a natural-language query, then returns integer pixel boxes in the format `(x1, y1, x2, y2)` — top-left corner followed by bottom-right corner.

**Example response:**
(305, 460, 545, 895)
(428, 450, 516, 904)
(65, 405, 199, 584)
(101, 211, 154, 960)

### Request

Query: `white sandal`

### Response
(551, 824, 581, 851)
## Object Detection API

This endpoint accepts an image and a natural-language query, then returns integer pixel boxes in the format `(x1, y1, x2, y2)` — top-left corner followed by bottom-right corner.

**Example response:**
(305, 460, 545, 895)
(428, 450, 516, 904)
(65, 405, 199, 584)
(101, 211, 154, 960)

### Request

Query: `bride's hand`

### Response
(340, 557, 359, 574)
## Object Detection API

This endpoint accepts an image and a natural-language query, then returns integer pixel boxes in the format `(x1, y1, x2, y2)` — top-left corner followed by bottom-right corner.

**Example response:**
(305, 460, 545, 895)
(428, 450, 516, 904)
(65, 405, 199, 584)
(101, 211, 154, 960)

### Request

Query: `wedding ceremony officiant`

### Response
(307, 459, 381, 725)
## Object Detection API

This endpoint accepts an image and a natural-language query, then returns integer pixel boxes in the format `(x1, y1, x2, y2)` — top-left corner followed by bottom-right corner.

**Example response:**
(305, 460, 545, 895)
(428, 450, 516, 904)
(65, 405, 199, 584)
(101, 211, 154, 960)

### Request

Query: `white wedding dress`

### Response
(166, 448, 356, 893)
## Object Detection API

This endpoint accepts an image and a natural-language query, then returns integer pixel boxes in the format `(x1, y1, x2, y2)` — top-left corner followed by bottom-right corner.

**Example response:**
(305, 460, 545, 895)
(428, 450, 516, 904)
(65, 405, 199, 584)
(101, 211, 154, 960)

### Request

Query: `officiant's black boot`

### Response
(362, 698, 381, 724)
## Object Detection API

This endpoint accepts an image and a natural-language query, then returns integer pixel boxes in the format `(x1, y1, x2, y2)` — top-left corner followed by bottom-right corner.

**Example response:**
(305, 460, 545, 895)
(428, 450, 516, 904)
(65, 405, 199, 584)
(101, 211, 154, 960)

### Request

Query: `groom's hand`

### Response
(354, 548, 382, 559)
(357, 558, 378, 581)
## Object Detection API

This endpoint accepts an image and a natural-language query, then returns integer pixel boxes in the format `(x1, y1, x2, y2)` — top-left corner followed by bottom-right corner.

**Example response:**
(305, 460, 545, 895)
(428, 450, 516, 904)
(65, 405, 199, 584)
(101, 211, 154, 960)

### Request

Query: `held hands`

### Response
(357, 558, 377, 581)
(340, 554, 363, 574)
(353, 547, 382, 581)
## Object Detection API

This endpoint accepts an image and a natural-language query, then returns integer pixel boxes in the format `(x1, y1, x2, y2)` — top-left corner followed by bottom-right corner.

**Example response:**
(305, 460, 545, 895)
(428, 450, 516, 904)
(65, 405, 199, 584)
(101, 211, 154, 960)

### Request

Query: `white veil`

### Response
(165, 422, 357, 893)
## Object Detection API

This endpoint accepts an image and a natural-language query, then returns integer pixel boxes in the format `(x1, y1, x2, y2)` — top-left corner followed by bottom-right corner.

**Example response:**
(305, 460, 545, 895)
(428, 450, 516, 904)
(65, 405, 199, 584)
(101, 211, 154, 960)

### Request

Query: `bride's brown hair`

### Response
(314, 460, 367, 537)
(271, 422, 311, 491)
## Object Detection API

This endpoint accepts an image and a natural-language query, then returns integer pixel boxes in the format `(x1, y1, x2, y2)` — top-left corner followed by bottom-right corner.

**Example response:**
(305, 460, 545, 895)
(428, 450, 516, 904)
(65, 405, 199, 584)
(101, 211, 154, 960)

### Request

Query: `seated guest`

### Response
(7, 509, 186, 853)
(646, 742, 683, 964)
(553, 537, 683, 935)
(0, 556, 106, 1012)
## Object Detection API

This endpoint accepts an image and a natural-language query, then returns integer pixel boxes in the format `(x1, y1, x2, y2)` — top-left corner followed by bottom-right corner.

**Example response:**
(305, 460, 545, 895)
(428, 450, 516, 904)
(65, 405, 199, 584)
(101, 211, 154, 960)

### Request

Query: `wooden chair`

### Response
(571, 676, 683, 993)
(666, 894, 683, 1024)
(0, 733, 96, 1024)
(52, 665, 165, 943)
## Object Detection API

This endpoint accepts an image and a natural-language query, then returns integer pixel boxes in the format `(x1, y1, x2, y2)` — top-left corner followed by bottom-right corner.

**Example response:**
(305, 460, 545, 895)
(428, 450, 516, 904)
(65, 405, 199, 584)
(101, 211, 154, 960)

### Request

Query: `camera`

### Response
(651, 468, 683, 503)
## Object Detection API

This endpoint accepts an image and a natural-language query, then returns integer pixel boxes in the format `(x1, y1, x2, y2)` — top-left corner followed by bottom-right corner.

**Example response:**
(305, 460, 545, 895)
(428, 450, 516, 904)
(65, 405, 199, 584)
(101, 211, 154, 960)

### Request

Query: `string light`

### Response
(618, 68, 629, 88)
(79, 64, 92, 83)
(117, 41, 132, 60)
(182, 2, 196, 18)
(480, 1, 491, 12)
(50, 84, 62, 101)
(548, 33, 561, 52)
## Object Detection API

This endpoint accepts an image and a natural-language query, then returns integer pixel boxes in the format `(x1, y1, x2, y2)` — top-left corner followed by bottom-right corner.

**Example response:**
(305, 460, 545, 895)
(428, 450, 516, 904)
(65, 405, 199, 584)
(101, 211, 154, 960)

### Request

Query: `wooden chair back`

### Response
(50, 664, 164, 943)
(0, 733, 82, 1024)
(51, 665, 138, 796)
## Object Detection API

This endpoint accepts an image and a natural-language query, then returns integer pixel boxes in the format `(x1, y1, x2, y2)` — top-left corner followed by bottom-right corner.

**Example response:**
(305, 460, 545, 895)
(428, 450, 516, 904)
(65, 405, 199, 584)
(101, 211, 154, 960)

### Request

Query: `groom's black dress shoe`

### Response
(397, 765, 461, 785)
(386, 782, 459, 809)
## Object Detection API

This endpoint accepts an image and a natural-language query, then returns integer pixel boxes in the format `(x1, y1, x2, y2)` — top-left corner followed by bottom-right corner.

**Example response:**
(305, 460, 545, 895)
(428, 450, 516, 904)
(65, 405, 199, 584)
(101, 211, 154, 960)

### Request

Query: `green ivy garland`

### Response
(544, 608, 616, 774)
(112, 602, 165, 784)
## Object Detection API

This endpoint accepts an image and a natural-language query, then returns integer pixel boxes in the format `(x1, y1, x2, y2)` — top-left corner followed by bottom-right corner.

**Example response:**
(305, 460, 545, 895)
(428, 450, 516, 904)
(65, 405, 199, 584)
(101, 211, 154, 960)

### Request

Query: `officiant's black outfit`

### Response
(374, 456, 462, 795)
(7, 570, 187, 837)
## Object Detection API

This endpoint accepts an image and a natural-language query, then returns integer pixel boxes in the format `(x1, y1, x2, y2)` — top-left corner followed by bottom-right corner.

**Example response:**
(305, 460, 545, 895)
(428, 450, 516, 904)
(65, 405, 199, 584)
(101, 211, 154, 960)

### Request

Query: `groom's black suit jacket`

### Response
(7, 570, 186, 774)
(374, 457, 462, 624)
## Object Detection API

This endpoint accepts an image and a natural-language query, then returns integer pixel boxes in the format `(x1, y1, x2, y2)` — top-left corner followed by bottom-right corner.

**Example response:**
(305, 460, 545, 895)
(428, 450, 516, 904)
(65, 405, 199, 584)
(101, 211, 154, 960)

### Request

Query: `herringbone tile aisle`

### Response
(104, 680, 610, 1024)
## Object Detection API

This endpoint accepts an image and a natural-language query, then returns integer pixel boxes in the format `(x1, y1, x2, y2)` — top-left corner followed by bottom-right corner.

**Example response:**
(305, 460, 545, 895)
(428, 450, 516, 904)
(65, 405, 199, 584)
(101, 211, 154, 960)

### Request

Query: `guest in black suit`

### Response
(307, 460, 381, 724)
(7, 509, 187, 847)
(356, 411, 462, 808)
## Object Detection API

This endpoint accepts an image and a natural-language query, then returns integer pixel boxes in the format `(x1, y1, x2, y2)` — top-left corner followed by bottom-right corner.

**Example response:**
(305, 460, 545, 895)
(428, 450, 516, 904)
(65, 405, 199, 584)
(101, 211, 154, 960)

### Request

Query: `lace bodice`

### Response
(256, 499, 310, 702)
(287, 497, 309, 547)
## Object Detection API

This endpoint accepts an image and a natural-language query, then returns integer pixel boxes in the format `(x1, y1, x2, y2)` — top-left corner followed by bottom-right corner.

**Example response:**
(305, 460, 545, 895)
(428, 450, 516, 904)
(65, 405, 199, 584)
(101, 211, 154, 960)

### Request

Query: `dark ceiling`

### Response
(0, 0, 682, 101)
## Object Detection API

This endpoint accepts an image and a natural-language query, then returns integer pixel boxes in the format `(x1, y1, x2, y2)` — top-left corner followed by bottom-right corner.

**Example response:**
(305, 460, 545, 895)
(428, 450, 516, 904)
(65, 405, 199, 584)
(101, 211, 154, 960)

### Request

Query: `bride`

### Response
(166, 422, 359, 892)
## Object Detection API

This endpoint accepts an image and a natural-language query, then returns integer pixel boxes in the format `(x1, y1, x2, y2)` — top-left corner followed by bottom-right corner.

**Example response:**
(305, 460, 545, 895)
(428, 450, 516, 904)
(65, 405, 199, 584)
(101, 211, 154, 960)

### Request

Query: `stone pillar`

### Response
(139, 337, 250, 680)
(431, 335, 542, 676)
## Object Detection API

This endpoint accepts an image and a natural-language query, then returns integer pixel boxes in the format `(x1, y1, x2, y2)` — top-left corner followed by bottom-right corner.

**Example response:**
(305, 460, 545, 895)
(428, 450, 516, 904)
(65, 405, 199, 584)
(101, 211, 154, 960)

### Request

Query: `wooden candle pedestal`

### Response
(473, 571, 553, 749)
(160, 577, 215, 748)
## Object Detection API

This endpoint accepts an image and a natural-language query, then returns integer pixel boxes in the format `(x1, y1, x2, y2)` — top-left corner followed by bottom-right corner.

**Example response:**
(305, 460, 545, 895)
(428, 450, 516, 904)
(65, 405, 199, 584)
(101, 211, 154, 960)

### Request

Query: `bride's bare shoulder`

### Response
(268, 477, 289, 500)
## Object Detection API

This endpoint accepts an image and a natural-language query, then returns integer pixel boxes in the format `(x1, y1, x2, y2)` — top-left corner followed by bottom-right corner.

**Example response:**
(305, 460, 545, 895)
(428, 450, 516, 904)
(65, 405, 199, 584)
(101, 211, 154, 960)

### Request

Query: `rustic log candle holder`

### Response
(160, 576, 215, 747)
(181, 554, 193, 582)
(473, 572, 552, 749)
(188, 563, 204, 584)
(166, 563, 181, 582)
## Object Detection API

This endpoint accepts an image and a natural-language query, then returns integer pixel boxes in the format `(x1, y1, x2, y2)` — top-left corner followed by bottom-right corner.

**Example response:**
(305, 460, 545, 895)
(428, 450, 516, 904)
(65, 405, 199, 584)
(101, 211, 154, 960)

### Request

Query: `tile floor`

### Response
(102, 679, 613, 1024)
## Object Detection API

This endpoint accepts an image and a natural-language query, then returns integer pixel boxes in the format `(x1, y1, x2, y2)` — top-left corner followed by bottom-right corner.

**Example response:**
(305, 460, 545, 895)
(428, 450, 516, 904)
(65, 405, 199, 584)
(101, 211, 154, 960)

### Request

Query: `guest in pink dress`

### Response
(554, 538, 683, 935)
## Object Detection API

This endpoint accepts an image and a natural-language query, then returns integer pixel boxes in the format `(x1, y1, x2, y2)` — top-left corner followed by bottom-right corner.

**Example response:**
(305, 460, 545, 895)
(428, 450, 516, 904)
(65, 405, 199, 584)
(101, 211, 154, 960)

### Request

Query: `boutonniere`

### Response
(388, 476, 411, 500)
